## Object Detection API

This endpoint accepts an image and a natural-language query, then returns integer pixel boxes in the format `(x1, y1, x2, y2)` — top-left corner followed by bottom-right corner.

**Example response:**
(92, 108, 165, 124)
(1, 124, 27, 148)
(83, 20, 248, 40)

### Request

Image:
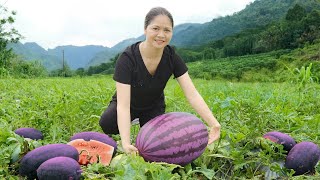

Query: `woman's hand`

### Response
(208, 124, 221, 144)
(122, 143, 138, 154)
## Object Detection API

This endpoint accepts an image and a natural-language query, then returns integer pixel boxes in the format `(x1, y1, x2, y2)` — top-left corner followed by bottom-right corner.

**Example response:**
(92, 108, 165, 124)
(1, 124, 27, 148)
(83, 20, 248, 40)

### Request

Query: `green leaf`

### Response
(10, 144, 21, 163)
(191, 167, 215, 180)
(207, 153, 235, 160)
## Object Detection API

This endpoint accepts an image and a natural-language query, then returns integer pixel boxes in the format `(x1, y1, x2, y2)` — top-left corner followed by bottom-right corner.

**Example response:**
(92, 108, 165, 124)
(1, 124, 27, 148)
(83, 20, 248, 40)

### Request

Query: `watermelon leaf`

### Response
(10, 144, 21, 163)
(207, 153, 235, 160)
(189, 167, 215, 180)
(81, 163, 115, 179)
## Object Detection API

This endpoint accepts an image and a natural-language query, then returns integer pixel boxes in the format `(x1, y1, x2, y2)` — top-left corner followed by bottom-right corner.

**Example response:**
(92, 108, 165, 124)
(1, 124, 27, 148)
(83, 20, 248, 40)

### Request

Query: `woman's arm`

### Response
(116, 82, 138, 153)
(176, 72, 221, 144)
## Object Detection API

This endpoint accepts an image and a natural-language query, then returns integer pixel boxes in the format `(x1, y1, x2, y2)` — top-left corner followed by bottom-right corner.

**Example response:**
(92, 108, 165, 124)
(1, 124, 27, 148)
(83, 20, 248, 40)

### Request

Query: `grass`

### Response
(0, 75, 319, 179)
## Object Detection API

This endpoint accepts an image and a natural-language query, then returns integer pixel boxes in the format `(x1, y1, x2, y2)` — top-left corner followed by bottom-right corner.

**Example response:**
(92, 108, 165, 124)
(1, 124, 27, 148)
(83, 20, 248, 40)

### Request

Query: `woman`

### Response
(99, 7, 221, 154)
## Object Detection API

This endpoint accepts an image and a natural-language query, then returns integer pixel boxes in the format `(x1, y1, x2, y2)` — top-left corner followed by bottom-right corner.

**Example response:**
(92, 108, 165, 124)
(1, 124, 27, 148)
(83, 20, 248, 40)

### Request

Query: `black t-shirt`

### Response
(112, 41, 188, 110)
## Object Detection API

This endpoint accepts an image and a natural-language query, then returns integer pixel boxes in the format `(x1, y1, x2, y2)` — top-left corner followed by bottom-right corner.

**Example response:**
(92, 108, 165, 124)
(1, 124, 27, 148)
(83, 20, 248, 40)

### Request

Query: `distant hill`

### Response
(86, 35, 145, 67)
(8, 42, 62, 70)
(47, 45, 106, 69)
(9, 42, 108, 70)
(86, 48, 117, 68)
(9, 0, 320, 70)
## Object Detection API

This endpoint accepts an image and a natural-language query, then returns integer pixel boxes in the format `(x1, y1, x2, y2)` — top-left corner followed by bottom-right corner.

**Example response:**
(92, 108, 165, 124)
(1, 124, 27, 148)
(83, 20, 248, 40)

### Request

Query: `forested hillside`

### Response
(185, 5, 320, 81)
(171, 0, 320, 47)
(177, 3, 320, 62)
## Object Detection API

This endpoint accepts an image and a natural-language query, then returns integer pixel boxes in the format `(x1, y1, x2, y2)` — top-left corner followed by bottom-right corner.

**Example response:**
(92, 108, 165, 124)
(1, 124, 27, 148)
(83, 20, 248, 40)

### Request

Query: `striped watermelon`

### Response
(135, 112, 208, 166)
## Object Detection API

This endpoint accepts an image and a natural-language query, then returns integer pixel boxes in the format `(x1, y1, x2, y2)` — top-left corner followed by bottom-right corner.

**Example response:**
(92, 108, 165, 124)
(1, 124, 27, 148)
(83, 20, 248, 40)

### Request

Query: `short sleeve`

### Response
(173, 52, 188, 78)
(113, 52, 134, 84)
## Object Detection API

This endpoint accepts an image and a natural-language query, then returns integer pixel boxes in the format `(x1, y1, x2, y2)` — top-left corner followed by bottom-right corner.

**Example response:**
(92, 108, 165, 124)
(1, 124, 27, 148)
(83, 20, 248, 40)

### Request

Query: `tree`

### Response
(300, 10, 320, 44)
(8, 57, 47, 78)
(285, 4, 306, 21)
(49, 64, 73, 77)
(0, 4, 21, 69)
(75, 68, 85, 77)
(202, 47, 216, 60)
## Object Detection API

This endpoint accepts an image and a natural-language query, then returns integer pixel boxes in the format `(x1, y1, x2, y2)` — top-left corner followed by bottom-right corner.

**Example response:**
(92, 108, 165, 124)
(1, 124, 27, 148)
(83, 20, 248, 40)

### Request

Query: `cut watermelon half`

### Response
(68, 139, 114, 166)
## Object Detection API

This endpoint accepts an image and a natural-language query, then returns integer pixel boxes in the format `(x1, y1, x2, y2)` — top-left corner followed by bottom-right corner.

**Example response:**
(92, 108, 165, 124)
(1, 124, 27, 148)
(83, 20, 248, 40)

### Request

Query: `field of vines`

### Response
(1, 75, 320, 179)
(188, 53, 278, 81)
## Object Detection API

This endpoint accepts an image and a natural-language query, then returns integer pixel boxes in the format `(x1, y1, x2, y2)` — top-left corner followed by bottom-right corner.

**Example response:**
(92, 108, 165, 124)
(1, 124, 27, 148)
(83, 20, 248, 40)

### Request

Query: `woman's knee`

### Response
(99, 102, 119, 134)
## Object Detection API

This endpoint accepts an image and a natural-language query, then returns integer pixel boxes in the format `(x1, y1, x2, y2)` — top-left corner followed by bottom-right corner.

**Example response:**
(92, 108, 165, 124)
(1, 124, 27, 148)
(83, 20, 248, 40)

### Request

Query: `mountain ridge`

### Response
(9, 0, 320, 70)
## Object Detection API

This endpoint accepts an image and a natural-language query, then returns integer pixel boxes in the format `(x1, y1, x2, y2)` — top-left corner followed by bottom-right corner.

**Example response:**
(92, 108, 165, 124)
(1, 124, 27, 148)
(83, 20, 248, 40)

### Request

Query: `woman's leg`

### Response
(99, 101, 120, 135)
(99, 101, 139, 134)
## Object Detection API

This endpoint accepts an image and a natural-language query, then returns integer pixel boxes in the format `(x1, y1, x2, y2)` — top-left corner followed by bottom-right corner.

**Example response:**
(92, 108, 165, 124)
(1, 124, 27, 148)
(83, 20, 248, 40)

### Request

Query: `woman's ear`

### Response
(144, 28, 147, 35)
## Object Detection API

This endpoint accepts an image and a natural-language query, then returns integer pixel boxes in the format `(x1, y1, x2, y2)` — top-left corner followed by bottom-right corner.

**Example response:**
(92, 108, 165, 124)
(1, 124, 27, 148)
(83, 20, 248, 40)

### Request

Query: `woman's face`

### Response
(144, 15, 173, 49)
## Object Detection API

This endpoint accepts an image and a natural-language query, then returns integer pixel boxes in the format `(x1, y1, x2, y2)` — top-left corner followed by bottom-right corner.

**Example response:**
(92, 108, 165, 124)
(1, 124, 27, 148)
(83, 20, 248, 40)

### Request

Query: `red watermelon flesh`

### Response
(136, 112, 208, 166)
(68, 139, 114, 166)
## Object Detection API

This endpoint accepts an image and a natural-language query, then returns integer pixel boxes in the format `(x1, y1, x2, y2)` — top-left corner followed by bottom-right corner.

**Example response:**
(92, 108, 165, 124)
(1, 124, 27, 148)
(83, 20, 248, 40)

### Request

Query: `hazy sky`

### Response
(1, 0, 255, 49)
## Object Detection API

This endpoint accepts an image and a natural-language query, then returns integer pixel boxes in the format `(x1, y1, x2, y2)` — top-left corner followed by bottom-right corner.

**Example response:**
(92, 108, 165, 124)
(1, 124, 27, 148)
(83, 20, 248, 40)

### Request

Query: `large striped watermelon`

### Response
(135, 112, 208, 166)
